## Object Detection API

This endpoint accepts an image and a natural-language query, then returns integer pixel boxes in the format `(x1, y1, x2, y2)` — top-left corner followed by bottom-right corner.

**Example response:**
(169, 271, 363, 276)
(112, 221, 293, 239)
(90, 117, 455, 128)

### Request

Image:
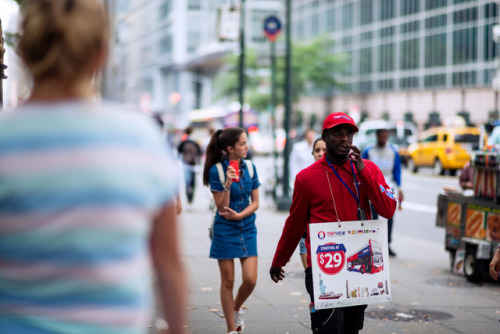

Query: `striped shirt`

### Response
(0, 101, 179, 334)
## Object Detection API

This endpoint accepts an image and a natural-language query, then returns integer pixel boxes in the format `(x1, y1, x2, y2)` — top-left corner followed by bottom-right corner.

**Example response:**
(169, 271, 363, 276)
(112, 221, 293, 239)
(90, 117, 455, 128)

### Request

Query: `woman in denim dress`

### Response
(203, 127, 260, 334)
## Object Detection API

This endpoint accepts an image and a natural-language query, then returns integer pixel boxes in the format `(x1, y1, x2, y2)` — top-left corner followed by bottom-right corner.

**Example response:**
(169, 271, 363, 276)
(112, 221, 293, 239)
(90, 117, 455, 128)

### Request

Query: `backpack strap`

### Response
(244, 159, 254, 179)
(215, 162, 225, 185)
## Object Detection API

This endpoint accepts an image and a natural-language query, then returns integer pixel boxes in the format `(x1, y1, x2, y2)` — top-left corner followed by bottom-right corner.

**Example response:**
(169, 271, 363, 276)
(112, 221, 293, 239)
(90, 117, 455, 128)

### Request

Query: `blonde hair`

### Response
(18, 0, 109, 81)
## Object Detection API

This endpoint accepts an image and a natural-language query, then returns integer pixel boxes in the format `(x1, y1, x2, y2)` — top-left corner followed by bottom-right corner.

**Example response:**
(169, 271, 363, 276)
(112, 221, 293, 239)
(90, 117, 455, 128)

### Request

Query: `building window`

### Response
(454, 0, 475, 4)
(342, 36, 353, 48)
(160, 34, 172, 54)
(326, 8, 336, 32)
(359, 47, 372, 74)
(187, 31, 200, 54)
(425, 33, 446, 67)
(378, 79, 394, 91)
(379, 43, 395, 72)
(296, 18, 304, 39)
(484, 69, 495, 85)
(360, 31, 373, 42)
(453, 7, 478, 25)
(452, 71, 477, 86)
(400, 0, 419, 16)
(485, 3, 498, 19)
(342, 3, 354, 30)
(359, 81, 373, 93)
(380, 26, 395, 38)
(342, 51, 353, 76)
(360, 0, 373, 25)
(251, 9, 270, 43)
(401, 20, 419, 34)
(453, 27, 477, 64)
(484, 24, 498, 61)
(400, 38, 419, 70)
(424, 74, 446, 88)
(188, 0, 201, 11)
(312, 13, 320, 36)
(426, 0, 447, 11)
(159, 0, 171, 19)
(400, 77, 419, 89)
(425, 14, 447, 30)
(380, 0, 395, 21)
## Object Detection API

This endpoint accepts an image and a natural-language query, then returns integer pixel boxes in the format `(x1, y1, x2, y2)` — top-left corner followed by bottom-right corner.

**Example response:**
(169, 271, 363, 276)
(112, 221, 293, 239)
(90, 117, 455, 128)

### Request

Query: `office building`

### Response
(292, 0, 499, 127)
(107, 0, 281, 127)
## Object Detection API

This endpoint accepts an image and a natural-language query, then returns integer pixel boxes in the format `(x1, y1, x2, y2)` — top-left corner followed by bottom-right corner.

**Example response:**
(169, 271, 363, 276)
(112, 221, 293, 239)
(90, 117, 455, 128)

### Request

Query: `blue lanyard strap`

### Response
(325, 157, 360, 205)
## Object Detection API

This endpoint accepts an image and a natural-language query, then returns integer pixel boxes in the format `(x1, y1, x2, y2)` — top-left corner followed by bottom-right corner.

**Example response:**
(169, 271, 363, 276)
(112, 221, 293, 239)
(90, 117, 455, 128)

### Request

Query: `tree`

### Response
(214, 35, 346, 113)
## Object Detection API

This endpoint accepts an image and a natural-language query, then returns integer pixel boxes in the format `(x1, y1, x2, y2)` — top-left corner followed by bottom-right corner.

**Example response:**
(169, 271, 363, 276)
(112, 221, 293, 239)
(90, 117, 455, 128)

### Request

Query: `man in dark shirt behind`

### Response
(178, 126, 202, 205)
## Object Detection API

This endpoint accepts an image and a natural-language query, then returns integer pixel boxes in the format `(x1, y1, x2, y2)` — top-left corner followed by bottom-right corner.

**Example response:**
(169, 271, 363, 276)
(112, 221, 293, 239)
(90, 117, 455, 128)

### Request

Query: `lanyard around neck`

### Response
(325, 157, 360, 205)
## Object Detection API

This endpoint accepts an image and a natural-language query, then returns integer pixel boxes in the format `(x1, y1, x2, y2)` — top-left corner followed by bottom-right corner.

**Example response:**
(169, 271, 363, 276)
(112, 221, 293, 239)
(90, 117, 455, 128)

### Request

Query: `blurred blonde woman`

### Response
(0, 1, 186, 333)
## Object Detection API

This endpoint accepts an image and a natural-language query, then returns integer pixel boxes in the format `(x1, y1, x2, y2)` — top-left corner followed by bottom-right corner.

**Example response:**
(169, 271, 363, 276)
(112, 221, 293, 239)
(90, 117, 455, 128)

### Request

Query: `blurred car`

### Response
(354, 120, 418, 165)
(407, 127, 481, 175)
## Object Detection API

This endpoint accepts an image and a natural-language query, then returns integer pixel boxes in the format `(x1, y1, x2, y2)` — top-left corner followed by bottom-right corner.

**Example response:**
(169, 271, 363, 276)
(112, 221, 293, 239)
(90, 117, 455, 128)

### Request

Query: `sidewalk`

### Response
(177, 184, 500, 334)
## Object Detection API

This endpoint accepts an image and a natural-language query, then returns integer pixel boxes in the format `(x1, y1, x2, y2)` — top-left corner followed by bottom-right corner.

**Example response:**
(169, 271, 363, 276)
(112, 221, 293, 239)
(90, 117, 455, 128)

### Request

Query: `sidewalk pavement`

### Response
(176, 186, 500, 334)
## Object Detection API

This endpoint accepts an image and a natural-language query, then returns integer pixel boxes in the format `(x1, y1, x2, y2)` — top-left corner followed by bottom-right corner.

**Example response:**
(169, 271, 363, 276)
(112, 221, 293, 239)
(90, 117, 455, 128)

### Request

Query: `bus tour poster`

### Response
(309, 220, 392, 310)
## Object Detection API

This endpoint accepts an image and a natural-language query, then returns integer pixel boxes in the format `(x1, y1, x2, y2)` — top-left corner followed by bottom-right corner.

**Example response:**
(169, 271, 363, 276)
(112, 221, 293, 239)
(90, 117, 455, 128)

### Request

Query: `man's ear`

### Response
(321, 131, 327, 141)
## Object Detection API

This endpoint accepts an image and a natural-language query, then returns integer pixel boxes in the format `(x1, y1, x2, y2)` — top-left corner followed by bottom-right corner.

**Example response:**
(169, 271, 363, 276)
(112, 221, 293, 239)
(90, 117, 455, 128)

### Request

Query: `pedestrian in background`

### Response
(203, 127, 260, 334)
(362, 128, 403, 257)
(0, 1, 187, 333)
(290, 129, 316, 183)
(297, 138, 327, 269)
(459, 161, 474, 191)
(270, 112, 397, 334)
(178, 126, 202, 206)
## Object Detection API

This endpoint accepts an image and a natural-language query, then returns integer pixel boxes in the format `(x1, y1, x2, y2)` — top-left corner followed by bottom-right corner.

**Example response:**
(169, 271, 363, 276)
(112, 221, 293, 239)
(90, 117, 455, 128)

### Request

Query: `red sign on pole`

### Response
(263, 15, 281, 43)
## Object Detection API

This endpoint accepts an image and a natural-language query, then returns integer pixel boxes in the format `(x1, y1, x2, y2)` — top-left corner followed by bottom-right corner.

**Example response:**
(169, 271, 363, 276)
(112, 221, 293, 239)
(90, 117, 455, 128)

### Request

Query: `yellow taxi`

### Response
(407, 127, 481, 175)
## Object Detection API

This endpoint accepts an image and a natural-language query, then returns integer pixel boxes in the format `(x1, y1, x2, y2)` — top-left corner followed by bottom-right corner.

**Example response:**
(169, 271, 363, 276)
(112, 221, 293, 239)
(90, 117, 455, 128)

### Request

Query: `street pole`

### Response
(0, 18, 7, 111)
(263, 15, 282, 201)
(238, 0, 245, 129)
(277, 0, 292, 210)
(270, 40, 278, 200)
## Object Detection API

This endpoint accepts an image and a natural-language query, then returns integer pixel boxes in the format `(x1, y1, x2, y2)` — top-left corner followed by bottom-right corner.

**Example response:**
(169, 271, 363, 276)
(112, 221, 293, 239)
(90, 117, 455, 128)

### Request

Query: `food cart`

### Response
(435, 150, 500, 282)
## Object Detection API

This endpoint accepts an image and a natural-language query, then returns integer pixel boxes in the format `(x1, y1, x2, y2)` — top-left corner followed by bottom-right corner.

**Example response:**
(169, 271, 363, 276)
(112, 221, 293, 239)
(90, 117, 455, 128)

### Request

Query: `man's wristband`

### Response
(223, 185, 231, 191)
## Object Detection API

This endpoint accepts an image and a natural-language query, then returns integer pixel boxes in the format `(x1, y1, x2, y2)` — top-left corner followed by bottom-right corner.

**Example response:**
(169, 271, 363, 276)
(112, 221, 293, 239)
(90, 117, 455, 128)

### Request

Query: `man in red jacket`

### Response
(269, 112, 397, 334)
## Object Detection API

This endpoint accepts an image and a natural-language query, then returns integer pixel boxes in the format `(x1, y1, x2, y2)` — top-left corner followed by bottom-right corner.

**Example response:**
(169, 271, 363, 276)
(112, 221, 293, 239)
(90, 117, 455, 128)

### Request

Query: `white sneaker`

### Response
(228, 332, 238, 334)
(234, 309, 245, 332)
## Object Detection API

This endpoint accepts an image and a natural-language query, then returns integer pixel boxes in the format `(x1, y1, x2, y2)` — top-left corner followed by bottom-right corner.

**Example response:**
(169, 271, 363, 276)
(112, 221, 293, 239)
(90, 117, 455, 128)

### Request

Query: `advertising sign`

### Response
(465, 203, 500, 241)
(217, 5, 240, 41)
(446, 201, 462, 248)
(309, 220, 391, 310)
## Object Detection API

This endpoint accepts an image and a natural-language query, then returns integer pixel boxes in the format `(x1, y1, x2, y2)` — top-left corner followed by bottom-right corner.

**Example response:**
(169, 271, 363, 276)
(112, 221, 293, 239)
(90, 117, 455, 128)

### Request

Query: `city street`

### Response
(167, 156, 500, 334)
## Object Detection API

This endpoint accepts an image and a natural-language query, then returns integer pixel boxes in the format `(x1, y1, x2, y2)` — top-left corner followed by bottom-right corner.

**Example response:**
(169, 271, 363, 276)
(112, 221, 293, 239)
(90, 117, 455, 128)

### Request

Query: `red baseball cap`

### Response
(322, 112, 359, 133)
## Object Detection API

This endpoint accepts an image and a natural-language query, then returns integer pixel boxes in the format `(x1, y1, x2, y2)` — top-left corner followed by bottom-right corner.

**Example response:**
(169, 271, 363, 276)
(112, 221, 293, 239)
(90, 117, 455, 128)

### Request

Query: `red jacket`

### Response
(272, 156, 397, 268)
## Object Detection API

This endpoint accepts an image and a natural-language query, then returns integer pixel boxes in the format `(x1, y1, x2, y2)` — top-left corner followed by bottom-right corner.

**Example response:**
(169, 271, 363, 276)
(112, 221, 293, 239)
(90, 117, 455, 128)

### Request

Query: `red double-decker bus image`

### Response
(346, 239, 384, 274)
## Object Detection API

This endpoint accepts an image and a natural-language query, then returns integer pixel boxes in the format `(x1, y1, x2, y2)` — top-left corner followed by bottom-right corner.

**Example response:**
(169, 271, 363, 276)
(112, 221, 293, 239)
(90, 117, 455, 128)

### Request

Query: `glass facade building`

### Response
(291, 0, 499, 125)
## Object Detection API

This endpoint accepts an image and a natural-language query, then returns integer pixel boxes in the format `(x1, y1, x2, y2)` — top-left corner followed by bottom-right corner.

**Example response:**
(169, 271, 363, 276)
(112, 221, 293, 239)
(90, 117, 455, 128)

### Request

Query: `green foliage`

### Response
(214, 35, 346, 113)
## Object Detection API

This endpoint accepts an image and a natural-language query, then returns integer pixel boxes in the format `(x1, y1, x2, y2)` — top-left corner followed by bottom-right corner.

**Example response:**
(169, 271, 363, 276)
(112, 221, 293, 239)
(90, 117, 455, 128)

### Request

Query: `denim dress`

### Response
(209, 159, 260, 259)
